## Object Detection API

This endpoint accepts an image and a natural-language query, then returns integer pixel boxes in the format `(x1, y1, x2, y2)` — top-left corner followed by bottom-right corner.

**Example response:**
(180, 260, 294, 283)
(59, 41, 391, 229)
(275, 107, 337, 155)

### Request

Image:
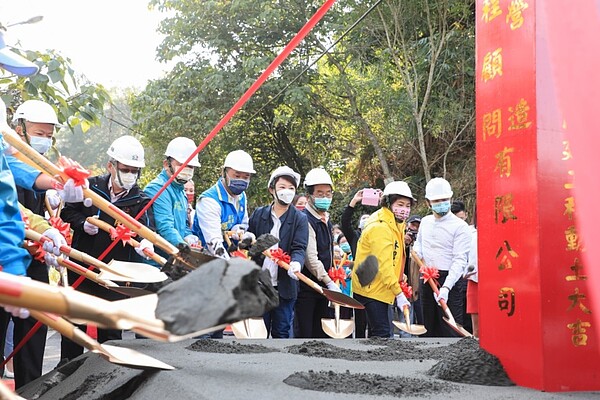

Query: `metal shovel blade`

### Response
(230, 318, 268, 339)
(96, 344, 174, 370)
(101, 260, 169, 283)
(392, 320, 427, 336)
(321, 303, 354, 339)
(322, 288, 365, 309)
(443, 317, 473, 338)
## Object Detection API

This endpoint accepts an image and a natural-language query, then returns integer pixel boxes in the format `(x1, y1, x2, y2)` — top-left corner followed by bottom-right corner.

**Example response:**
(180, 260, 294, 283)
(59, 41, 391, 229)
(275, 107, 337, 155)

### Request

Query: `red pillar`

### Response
(476, 0, 599, 391)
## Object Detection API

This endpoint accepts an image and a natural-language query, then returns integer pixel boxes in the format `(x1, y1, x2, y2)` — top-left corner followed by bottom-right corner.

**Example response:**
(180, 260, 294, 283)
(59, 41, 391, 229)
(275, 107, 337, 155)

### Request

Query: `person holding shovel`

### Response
(295, 167, 341, 338)
(351, 181, 415, 338)
(60, 135, 156, 361)
(413, 177, 471, 337)
(193, 149, 255, 259)
(248, 166, 308, 338)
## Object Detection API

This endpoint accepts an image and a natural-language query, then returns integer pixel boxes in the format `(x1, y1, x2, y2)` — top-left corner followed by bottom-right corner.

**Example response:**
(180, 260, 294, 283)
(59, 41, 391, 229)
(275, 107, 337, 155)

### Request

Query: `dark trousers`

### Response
(353, 308, 368, 338)
(294, 291, 332, 338)
(0, 262, 48, 388)
(264, 295, 295, 339)
(421, 270, 464, 337)
(354, 293, 392, 338)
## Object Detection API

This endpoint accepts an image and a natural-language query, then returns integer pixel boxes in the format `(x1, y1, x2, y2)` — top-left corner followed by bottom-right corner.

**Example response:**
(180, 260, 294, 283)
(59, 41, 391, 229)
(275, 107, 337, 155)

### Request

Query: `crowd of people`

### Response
(0, 44, 479, 389)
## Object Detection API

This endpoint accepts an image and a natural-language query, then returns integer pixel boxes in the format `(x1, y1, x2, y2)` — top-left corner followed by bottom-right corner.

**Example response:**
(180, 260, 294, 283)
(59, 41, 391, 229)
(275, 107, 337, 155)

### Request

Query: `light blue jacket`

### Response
(144, 169, 191, 247)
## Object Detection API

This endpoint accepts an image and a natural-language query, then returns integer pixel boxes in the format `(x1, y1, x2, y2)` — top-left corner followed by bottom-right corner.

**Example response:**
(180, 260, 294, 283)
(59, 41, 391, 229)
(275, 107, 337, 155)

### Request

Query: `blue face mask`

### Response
(313, 197, 332, 211)
(431, 200, 451, 216)
(228, 178, 249, 195)
(340, 242, 351, 254)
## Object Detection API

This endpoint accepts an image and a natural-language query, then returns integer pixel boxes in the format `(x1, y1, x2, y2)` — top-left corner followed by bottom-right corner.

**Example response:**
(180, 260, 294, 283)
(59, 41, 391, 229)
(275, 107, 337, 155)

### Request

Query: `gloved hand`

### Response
(42, 228, 67, 256)
(395, 292, 410, 310)
(287, 261, 301, 281)
(208, 238, 230, 260)
(325, 280, 342, 293)
(184, 234, 199, 246)
(241, 231, 256, 243)
(435, 286, 450, 305)
(3, 305, 30, 319)
(134, 239, 155, 260)
(46, 189, 61, 210)
(57, 178, 88, 203)
(229, 224, 246, 241)
(43, 252, 60, 270)
(83, 221, 99, 235)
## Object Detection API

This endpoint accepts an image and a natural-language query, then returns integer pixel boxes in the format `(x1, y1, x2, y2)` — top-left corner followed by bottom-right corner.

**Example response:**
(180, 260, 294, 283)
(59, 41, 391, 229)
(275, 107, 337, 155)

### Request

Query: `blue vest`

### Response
(194, 179, 246, 246)
(300, 209, 333, 293)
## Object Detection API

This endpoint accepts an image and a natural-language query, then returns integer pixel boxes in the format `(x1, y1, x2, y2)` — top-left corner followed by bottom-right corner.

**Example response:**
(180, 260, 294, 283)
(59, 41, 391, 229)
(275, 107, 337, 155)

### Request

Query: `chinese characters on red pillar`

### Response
(561, 140, 592, 346)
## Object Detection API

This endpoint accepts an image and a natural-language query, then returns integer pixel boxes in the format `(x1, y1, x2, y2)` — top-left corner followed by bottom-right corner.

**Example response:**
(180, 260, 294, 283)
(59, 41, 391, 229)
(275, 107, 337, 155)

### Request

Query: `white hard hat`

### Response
(165, 137, 200, 167)
(383, 181, 415, 202)
(107, 135, 145, 168)
(12, 100, 60, 126)
(304, 168, 333, 188)
(268, 166, 301, 188)
(223, 150, 255, 173)
(425, 177, 453, 201)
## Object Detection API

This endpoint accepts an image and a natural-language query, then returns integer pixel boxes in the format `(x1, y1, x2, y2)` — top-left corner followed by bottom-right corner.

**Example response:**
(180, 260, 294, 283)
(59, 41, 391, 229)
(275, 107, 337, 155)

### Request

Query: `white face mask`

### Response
(276, 188, 295, 205)
(118, 172, 138, 190)
(176, 167, 194, 183)
(29, 136, 52, 154)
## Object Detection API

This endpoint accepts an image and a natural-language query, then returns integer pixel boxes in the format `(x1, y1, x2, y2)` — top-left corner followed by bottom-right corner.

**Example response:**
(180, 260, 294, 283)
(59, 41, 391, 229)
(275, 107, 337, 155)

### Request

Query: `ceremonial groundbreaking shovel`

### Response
(321, 302, 354, 339)
(25, 229, 167, 284)
(411, 250, 472, 337)
(30, 310, 174, 370)
(393, 306, 427, 336)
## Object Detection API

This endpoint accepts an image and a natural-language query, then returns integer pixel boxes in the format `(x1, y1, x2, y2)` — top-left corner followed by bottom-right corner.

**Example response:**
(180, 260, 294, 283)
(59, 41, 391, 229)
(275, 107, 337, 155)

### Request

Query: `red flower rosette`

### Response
(328, 267, 347, 288)
(269, 248, 291, 264)
(420, 265, 440, 286)
(109, 224, 136, 246)
(48, 216, 72, 246)
(57, 156, 90, 187)
(400, 281, 413, 299)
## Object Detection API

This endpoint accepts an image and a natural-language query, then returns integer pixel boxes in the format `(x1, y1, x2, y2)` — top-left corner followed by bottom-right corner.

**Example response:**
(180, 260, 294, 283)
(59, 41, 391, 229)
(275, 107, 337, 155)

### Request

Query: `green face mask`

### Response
(314, 197, 332, 211)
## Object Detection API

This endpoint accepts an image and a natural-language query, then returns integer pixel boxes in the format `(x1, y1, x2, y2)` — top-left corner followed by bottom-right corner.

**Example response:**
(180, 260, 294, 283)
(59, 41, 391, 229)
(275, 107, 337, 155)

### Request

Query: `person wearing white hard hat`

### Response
(193, 149, 255, 260)
(60, 135, 156, 361)
(145, 137, 200, 248)
(351, 181, 415, 338)
(295, 167, 340, 338)
(413, 177, 471, 337)
(247, 166, 309, 338)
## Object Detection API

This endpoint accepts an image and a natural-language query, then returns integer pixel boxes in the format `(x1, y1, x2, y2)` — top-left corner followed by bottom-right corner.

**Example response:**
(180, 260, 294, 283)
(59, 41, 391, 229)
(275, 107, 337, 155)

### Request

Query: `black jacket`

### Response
(248, 204, 308, 300)
(340, 204, 362, 256)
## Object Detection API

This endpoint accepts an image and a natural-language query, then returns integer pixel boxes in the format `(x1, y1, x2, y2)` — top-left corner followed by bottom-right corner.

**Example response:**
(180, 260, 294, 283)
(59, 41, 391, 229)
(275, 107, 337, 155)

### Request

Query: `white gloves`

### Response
(42, 228, 66, 255)
(395, 292, 410, 310)
(134, 239, 155, 260)
(83, 221, 99, 235)
(325, 281, 342, 293)
(241, 231, 256, 243)
(435, 286, 450, 305)
(184, 234, 199, 246)
(46, 189, 61, 210)
(287, 261, 301, 281)
(3, 305, 30, 319)
(58, 178, 88, 203)
(229, 224, 246, 241)
(208, 238, 230, 259)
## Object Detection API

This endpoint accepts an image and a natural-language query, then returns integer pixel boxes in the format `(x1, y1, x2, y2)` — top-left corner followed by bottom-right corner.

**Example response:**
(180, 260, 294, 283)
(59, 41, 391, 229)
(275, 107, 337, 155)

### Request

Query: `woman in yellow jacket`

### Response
(351, 181, 415, 338)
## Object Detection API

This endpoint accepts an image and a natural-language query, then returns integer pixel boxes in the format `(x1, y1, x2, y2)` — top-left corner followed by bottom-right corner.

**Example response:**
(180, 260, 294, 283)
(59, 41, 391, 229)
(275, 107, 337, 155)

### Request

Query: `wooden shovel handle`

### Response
(30, 310, 100, 351)
(3, 127, 178, 256)
(262, 250, 324, 294)
(86, 217, 168, 265)
(57, 257, 116, 288)
(410, 249, 454, 317)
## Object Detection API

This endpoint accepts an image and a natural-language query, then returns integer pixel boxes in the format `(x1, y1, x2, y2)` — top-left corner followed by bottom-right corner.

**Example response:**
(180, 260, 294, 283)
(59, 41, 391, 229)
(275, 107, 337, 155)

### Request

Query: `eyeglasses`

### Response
(117, 167, 140, 174)
(313, 190, 334, 198)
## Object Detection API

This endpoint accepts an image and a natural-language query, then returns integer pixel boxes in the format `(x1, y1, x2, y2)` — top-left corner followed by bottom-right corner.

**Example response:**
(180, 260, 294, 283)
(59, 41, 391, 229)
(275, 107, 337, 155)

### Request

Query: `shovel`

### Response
(25, 229, 168, 284)
(411, 249, 472, 337)
(29, 310, 174, 370)
(392, 305, 427, 336)
(321, 301, 354, 339)
(262, 249, 364, 310)
(0, 271, 224, 342)
(56, 257, 152, 298)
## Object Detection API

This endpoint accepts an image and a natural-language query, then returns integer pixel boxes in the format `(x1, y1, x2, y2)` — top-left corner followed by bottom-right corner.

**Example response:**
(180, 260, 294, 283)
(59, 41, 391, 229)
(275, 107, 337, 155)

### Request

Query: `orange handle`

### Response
(262, 250, 324, 294)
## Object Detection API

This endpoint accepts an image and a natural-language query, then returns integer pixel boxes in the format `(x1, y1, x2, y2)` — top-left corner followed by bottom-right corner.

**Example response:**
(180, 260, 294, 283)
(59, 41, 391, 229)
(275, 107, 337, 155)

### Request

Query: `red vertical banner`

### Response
(476, 0, 598, 391)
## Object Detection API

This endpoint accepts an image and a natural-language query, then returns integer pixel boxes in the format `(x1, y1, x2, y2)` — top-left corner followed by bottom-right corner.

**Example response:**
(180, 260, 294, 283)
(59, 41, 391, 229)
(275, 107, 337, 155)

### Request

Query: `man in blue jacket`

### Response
(248, 166, 308, 338)
(145, 137, 201, 250)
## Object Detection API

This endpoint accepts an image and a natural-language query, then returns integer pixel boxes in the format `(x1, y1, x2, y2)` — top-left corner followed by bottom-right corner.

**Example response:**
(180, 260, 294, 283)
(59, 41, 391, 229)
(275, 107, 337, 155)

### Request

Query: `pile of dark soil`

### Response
(427, 338, 514, 386)
(284, 370, 455, 398)
(187, 339, 278, 354)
